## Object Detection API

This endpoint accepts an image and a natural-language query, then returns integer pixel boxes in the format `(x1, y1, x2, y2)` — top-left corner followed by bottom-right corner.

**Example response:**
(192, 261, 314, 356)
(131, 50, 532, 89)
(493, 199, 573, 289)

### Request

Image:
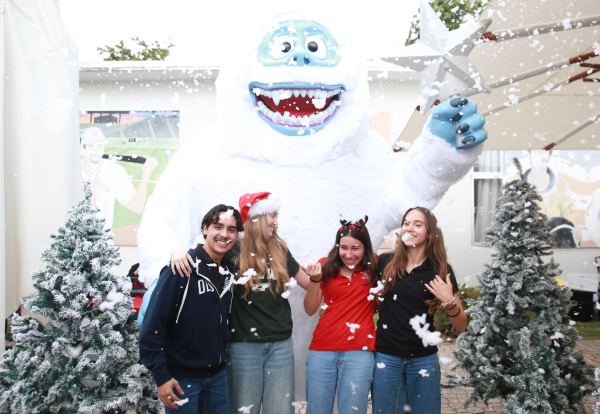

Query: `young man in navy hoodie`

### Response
(140, 204, 243, 413)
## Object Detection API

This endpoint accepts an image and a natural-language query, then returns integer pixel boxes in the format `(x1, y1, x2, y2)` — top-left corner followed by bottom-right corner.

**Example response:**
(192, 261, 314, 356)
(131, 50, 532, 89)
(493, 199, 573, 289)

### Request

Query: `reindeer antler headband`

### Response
(339, 215, 369, 233)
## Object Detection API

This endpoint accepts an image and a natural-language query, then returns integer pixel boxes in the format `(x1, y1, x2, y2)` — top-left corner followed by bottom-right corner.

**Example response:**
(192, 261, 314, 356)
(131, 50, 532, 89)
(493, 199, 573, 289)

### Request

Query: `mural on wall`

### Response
(505, 150, 600, 249)
(79, 110, 180, 245)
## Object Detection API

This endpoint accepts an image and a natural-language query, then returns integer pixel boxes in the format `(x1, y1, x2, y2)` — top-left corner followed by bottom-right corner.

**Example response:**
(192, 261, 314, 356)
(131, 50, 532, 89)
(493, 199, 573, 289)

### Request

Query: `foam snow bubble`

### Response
(220, 209, 234, 219)
(439, 356, 453, 364)
(419, 369, 429, 377)
(281, 291, 291, 299)
(238, 405, 254, 414)
(174, 399, 189, 407)
(377, 362, 386, 369)
(369, 281, 384, 295)
(321, 303, 328, 310)
(346, 322, 361, 333)
(235, 268, 257, 285)
(569, 320, 577, 326)
(409, 314, 442, 347)
(285, 277, 297, 289)
(401, 233, 411, 242)
(312, 98, 326, 109)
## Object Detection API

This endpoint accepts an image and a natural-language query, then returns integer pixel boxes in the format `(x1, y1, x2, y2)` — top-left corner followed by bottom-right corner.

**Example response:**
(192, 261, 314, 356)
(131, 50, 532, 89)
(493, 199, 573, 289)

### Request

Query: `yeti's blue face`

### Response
(251, 20, 344, 136)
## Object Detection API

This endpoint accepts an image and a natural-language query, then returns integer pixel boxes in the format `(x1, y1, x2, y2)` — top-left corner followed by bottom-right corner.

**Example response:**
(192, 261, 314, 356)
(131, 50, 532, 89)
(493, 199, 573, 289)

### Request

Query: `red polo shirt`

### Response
(309, 258, 377, 352)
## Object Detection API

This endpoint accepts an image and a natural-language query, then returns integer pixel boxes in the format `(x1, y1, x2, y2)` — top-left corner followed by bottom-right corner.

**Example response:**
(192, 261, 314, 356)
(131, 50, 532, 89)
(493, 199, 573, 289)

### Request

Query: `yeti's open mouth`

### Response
(250, 82, 344, 135)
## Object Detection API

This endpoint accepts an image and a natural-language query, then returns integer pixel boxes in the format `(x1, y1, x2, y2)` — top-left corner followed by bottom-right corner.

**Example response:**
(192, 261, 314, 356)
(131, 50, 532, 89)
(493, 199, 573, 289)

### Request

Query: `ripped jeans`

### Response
(305, 350, 375, 414)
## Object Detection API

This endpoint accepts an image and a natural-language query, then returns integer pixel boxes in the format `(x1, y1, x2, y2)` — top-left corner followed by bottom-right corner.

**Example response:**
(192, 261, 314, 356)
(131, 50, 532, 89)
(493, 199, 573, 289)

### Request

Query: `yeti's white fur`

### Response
(137, 12, 482, 399)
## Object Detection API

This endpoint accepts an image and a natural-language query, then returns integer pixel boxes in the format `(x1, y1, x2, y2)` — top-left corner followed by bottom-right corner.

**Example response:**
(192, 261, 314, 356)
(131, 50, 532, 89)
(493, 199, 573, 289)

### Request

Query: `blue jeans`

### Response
(371, 352, 441, 414)
(227, 338, 295, 414)
(305, 350, 375, 414)
(164, 368, 229, 414)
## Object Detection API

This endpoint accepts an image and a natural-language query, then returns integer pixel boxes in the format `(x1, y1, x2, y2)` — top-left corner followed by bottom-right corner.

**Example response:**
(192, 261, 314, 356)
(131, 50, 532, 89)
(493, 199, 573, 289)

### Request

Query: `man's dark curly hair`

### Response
(201, 204, 243, 232)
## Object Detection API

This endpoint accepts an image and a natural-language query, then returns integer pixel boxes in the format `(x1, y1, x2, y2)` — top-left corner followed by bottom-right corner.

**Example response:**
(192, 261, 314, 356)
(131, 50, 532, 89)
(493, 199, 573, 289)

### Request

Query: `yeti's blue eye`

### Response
(305, 35, 326, 59)
(269, 35, 295, 60)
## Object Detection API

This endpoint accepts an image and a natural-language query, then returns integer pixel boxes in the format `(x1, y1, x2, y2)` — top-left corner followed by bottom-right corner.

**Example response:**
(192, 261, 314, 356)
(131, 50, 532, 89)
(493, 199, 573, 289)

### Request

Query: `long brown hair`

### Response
(321, 226, 377, 287)
(238, 214, 289, 300)
(379, 207, 449, 315)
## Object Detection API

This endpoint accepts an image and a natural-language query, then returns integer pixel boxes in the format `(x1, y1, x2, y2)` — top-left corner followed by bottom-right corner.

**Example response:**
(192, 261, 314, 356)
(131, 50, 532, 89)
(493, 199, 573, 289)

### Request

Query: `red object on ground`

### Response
(132, 296, 143, 313)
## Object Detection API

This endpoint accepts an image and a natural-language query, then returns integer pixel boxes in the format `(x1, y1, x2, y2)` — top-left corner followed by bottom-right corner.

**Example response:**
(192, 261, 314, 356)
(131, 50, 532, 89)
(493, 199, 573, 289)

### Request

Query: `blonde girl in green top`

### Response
(170, 192, 309, 414)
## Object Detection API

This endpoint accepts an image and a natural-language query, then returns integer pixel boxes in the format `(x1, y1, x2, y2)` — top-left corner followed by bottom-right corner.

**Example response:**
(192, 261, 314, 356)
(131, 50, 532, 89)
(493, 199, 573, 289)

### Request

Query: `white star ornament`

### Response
(382, 1, 492, 114)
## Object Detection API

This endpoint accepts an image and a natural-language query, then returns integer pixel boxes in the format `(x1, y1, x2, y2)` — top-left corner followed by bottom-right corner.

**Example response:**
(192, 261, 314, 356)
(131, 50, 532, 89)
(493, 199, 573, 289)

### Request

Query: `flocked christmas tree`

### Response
(449, 158, 595, 413)
(0, 182, 160, 413)
(594, 368, 600, 414)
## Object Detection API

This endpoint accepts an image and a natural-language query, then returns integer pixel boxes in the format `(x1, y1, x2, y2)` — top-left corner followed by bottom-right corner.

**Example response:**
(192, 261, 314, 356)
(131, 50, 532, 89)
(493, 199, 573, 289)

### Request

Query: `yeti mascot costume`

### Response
(138, 11, 486, 399)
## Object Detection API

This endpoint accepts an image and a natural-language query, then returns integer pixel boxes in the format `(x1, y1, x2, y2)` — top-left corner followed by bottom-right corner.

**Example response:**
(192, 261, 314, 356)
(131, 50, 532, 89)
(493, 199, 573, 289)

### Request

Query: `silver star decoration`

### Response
(382, 1, 492, 113)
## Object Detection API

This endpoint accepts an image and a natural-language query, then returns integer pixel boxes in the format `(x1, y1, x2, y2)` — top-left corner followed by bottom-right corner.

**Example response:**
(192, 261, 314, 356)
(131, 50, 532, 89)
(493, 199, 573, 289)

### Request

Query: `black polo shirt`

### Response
(375, 253, 458, 358)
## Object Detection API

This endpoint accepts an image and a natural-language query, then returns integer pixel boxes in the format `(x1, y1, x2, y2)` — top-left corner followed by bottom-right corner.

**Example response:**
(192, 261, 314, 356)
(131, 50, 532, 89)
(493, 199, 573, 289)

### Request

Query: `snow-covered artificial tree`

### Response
(449, 158, 595, 413)
(594, 368, 600, 414)
(0, 182, 160, 413)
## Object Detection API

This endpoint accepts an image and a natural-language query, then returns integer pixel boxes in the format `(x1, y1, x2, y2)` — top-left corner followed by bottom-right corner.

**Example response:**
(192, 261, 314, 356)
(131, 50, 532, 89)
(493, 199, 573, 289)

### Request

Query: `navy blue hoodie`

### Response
(139, 246, 234, 387)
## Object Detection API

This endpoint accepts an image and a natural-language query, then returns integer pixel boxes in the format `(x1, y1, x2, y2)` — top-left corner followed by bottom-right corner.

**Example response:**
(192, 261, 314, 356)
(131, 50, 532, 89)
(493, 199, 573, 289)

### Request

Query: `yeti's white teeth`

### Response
(272, 90, 281, 106)
(272, 112, 283, 122)
(255, 87, 342, 103)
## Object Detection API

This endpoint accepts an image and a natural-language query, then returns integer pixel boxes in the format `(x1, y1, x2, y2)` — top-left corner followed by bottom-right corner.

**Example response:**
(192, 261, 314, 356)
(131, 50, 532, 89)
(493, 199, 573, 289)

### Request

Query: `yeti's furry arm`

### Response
(136, 135, 209, 288)
(383, 120, 483, 230)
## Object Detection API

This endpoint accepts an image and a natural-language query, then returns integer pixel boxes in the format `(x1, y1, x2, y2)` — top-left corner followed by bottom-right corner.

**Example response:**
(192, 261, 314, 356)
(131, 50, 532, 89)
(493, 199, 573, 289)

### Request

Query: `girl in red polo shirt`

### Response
(303, 217, 378, 414)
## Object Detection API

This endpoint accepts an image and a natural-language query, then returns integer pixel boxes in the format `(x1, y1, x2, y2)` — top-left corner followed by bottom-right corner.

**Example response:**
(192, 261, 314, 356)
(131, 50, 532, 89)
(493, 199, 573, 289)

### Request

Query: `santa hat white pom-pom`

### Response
(248, 194, 281, 218)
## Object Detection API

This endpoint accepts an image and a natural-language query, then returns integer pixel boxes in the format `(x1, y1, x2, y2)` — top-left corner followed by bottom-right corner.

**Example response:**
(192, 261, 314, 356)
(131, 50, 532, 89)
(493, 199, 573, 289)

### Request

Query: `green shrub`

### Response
(434, 284, 480, 338)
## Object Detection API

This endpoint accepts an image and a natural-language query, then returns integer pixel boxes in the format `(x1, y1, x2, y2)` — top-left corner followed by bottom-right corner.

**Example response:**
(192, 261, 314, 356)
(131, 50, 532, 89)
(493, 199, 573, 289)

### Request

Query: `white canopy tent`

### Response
(0, 0, 80, 353)
(395, 0, 600, 151)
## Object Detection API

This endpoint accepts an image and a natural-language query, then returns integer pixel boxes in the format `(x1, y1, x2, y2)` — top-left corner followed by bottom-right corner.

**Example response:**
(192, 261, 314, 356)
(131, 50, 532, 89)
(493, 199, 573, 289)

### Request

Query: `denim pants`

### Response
(371, 352, 441, 414)
(227, 337, 295, 414)
(164, 368, 229, 414)
(305, 350, 375, 414)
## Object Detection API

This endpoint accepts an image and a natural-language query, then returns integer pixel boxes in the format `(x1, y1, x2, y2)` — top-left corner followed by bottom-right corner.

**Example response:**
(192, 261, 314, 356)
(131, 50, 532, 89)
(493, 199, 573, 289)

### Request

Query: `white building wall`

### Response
(79, 64, 599, 286)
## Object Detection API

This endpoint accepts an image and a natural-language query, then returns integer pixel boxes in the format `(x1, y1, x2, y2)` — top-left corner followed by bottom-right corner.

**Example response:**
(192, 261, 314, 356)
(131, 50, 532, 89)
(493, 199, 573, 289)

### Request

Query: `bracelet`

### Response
(444, 303, 457, 312)
(448, 308, 461, 318)
(441, 297, 457, 308)
(309, 277, 321, 283)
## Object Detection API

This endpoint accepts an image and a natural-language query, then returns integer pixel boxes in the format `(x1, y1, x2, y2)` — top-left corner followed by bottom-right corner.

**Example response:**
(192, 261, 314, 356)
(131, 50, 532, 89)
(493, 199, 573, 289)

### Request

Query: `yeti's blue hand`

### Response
(430, 97, 487, 150)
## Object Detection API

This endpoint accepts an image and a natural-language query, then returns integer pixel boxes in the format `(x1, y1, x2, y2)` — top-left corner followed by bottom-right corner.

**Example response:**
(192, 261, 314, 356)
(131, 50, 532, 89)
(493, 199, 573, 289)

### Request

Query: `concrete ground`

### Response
(294, 339, 600, 414)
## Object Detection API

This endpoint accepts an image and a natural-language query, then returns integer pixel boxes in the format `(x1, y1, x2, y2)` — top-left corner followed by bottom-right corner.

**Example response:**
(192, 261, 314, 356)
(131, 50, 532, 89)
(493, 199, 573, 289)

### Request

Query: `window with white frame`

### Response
(472, 151, 504, 244)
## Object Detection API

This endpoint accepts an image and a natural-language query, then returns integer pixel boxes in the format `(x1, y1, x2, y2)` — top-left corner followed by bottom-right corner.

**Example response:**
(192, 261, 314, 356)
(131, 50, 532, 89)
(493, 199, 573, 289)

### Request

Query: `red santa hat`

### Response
(238, 192, 281, 224)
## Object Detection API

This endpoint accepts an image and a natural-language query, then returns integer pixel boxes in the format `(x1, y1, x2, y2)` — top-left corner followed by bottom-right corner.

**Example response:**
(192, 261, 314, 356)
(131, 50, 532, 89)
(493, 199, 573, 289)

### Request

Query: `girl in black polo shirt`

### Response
(372, 207, 467, 414)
